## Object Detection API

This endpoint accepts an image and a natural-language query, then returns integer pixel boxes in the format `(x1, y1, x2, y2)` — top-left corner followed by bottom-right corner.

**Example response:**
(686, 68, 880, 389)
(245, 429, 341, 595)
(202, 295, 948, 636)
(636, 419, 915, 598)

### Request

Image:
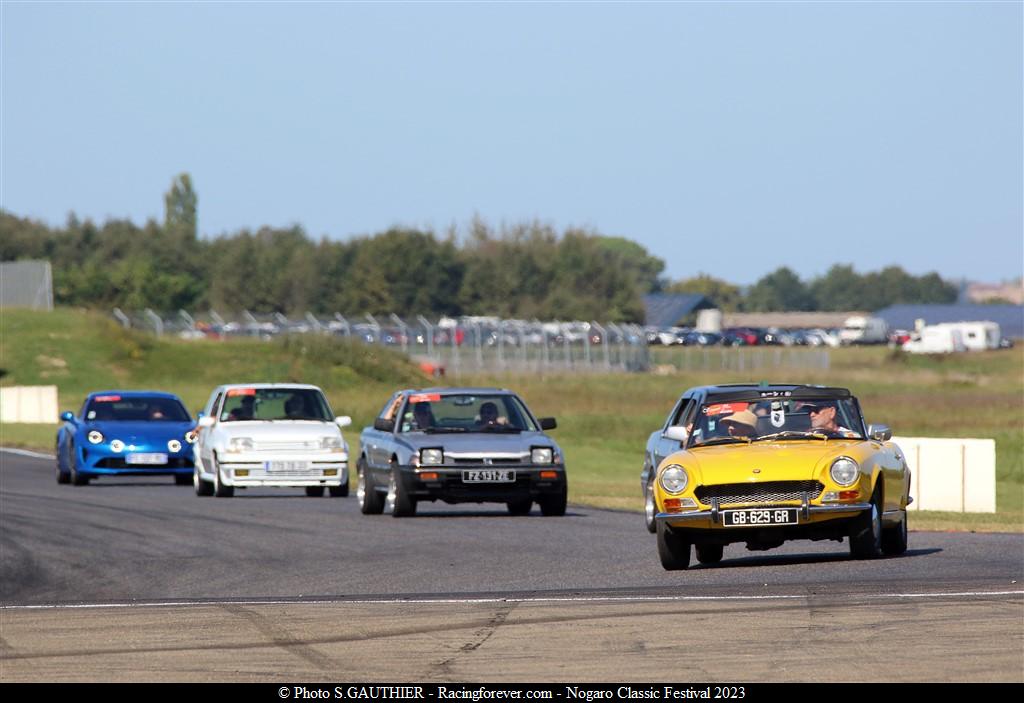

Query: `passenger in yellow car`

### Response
(805, 401, 857, 437)
(720, 409, 758, 438)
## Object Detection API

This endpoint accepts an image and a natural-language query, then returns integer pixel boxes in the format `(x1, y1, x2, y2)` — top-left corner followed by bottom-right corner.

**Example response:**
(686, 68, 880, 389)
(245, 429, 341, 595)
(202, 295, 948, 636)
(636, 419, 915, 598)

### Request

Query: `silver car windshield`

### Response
(399, 393, 538, 433)
(686, 396, 864, 447)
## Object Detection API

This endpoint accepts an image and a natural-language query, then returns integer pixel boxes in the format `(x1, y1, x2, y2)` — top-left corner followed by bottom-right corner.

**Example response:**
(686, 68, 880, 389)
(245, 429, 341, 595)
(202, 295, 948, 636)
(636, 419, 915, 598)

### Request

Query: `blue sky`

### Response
(2, 1, 1021, 285)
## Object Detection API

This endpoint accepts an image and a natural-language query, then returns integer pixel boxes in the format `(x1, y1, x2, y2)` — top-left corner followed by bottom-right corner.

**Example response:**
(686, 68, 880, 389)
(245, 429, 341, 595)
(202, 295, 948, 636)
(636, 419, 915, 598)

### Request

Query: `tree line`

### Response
(0, 174, 958, 321)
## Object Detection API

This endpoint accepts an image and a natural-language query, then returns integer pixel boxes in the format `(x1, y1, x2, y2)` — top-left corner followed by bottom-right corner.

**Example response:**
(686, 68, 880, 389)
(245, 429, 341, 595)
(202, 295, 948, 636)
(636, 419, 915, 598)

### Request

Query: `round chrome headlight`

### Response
(185, 430, 198, 444)
(87, 430, 104, 444)
(110, 439, 125, 453)
(830, 457, 860, 486)
(167, 439, 182, 453)
(659, 464, 689, 494)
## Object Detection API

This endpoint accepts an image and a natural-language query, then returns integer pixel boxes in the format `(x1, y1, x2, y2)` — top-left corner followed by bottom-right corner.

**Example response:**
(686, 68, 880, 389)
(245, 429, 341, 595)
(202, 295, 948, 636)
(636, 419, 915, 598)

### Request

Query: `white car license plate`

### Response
(126, 453, 168, 465)
(462, 470, 515, 483)
(722, 508, 798, 527)
(265, 460, 311, 472)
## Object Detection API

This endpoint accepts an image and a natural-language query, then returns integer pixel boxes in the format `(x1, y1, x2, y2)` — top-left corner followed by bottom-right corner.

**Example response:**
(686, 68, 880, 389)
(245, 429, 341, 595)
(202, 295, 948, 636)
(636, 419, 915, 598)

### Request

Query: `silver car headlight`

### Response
(110, 439, 125, 453)
(320, 435, 342, 450)
(87, 430, 104, 444)
(420, 448, 444, 465)
(167, 439, 182, 453)
(185, 430, 198, 444)
(660, 464, 689, 494)
(830, 457, 860, 486)
(228, 437, 254, 453)
(531, 447, 553, 464)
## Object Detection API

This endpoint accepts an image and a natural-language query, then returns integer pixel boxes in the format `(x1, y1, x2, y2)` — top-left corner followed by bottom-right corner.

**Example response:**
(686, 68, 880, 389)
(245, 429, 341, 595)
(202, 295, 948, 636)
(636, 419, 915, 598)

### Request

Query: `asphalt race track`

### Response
(2, 450, 1022, 682)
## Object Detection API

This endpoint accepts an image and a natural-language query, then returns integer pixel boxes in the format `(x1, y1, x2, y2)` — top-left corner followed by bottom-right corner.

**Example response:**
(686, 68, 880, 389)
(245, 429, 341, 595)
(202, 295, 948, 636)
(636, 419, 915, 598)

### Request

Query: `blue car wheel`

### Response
(69, 440, 90, 486)
(55, 440, 70, 485)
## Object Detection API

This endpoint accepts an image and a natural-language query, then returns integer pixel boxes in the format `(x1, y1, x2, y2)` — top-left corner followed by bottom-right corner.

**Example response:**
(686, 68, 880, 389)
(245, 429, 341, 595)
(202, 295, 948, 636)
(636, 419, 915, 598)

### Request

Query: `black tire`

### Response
(56, 444, 70, 485)
(656, 521, 691, 570)
(644, 477, 656, 534)
(539, 484, 567, 517)
(385, 466, 416, 517)
(305, 486, 325, 497)
(881, 510, 908, 556)
(328, 481, 349, 497)
(174, 475, 191, 486)
(507, 498, 532, 516)
(69, 441, 89, 486)
(358, 458, 384, 514)
(212, 455, 234, 498)
(194, 463, 213, 496)
(849, 493, 882, 559)
(695, 543, 724, 565)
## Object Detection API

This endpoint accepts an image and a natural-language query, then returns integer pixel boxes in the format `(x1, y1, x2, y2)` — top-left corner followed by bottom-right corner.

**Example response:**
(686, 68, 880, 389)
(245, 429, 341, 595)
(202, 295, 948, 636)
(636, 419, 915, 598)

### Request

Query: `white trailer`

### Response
(902, 325, 966, 354)
(839, 316, 889, 345)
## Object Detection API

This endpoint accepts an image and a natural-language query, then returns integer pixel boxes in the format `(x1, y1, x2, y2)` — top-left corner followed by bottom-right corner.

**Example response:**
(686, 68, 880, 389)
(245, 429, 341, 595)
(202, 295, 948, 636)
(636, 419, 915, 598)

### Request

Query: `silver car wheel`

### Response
(644, 480, 657, 533)
(384, 474, 397, 514)
(357, 468, 367, 504)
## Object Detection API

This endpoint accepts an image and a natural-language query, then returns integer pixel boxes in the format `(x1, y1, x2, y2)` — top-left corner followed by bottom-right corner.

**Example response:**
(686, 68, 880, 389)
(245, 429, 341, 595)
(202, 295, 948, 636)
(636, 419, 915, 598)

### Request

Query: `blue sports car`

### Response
(56, 391, 197, 486)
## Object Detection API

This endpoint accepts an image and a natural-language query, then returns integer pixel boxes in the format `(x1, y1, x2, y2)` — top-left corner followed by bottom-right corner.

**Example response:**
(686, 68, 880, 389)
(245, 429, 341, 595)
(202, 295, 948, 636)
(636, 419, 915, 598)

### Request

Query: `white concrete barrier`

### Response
(892, 436, 997, 513)
(0, 385, 59, 424)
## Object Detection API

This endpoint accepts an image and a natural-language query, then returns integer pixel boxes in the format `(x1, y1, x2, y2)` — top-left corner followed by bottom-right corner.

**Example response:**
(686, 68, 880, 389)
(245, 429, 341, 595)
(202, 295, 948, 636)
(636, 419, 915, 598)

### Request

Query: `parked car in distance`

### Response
(56, 391, 197, 486)
(357, 387, 566, 517)
(643, 383, 911, 570)
(193, 384, 351, 498)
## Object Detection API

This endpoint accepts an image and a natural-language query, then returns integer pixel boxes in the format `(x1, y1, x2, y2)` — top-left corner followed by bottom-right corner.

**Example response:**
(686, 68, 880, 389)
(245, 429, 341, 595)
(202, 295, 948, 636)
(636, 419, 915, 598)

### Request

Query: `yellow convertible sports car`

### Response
(643, 384, 911, 570)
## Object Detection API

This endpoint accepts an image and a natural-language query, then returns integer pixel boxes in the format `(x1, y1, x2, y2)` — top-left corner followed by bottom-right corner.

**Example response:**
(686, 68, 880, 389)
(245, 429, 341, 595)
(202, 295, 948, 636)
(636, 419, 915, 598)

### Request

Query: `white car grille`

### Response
(255, 440, 320, 452)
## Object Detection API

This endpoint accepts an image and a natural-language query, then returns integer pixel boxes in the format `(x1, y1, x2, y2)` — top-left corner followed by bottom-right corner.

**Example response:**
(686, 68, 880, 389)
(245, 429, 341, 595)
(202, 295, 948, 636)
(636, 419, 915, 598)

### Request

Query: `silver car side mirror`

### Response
(868, 424, 891, 442)
(335, 415, 352, 428)
(663, 426, 689, 443)
(198, 416, 216, 428)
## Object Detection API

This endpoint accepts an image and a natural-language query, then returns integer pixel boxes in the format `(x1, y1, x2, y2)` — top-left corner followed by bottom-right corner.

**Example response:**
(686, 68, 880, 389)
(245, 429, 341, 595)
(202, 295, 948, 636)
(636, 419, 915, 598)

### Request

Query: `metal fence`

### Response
(650, 346, 831, 373)
(111, 309, 651, 375)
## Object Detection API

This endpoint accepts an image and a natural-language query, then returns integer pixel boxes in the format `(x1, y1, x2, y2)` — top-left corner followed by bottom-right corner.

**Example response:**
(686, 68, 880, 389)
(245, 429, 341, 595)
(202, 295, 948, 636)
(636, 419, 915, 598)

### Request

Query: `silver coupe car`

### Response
(357, 387, 566, 517)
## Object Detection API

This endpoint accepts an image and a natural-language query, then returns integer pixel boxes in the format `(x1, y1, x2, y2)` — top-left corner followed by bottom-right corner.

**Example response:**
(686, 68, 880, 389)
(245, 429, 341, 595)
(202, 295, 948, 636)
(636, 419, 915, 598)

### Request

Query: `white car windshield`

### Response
(220, 388, 332, 422)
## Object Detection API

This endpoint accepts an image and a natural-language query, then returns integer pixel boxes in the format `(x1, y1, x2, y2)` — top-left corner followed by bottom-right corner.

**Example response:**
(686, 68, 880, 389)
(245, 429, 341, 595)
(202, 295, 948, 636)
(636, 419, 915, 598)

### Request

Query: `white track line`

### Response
(2, 590, 1021, 611)
(0, 447, 55, 460)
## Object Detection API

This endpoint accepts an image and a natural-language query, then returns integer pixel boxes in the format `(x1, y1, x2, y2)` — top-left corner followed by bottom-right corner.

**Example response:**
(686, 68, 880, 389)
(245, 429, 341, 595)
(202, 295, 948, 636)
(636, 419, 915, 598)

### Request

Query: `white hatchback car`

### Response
(194, 383, 351, 498)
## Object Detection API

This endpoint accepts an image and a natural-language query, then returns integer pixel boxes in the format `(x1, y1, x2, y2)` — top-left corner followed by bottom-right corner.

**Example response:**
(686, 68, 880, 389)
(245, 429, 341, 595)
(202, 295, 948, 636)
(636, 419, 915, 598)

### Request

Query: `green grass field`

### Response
(3, 308, 1022, 532)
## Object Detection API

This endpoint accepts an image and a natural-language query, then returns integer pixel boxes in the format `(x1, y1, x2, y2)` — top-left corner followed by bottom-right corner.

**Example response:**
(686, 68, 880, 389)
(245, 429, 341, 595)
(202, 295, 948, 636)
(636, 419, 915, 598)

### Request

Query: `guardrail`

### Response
(0, 385, 59, 424)
(893, 436, 996, 513)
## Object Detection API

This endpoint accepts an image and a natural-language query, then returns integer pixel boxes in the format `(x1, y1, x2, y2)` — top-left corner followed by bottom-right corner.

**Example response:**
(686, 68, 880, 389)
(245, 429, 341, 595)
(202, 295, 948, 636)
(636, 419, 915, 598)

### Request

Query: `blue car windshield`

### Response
(85, 395, 190, 422)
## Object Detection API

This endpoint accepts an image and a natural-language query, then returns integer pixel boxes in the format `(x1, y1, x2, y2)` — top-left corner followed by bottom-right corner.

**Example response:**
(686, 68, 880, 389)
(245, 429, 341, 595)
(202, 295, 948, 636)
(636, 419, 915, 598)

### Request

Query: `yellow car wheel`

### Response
(695, 544, 724, 565)
(656, 521, 691, 570)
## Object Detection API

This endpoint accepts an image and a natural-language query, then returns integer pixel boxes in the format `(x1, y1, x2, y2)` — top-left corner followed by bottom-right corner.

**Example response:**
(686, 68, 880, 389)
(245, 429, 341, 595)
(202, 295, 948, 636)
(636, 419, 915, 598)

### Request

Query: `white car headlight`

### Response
(830, 457, 860, 487)
(87, 430, 104, 444)
(167, 439, 182, 453)
(531, 447, 553, 464)
(660, 464, 689, 494)
(228, 437, 254, 453)
(320, 436, 342, 450)
(420, 448, 444, 465)
(185, 430, 198, 444)
(110, 439, 125, 453)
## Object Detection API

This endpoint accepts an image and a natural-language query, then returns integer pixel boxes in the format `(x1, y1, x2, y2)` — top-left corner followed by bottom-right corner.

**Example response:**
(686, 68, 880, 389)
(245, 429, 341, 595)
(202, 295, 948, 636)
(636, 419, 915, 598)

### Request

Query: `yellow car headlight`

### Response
(830, 457, 859, 487)
(659, 464, 689, 494)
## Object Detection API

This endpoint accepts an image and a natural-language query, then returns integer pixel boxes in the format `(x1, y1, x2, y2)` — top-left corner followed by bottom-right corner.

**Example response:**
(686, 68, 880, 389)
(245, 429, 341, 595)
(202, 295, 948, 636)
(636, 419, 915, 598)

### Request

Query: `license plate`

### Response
(126, 453, 168, 465)
(462, 470, 515, 483)
(265, 460, 310, 472)
(722, 508, 798, 527)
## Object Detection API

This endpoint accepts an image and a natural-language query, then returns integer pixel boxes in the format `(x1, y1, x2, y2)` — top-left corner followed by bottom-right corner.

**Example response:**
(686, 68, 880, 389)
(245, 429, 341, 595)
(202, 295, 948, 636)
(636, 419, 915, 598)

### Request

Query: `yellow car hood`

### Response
(675, 440, 865, 484)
